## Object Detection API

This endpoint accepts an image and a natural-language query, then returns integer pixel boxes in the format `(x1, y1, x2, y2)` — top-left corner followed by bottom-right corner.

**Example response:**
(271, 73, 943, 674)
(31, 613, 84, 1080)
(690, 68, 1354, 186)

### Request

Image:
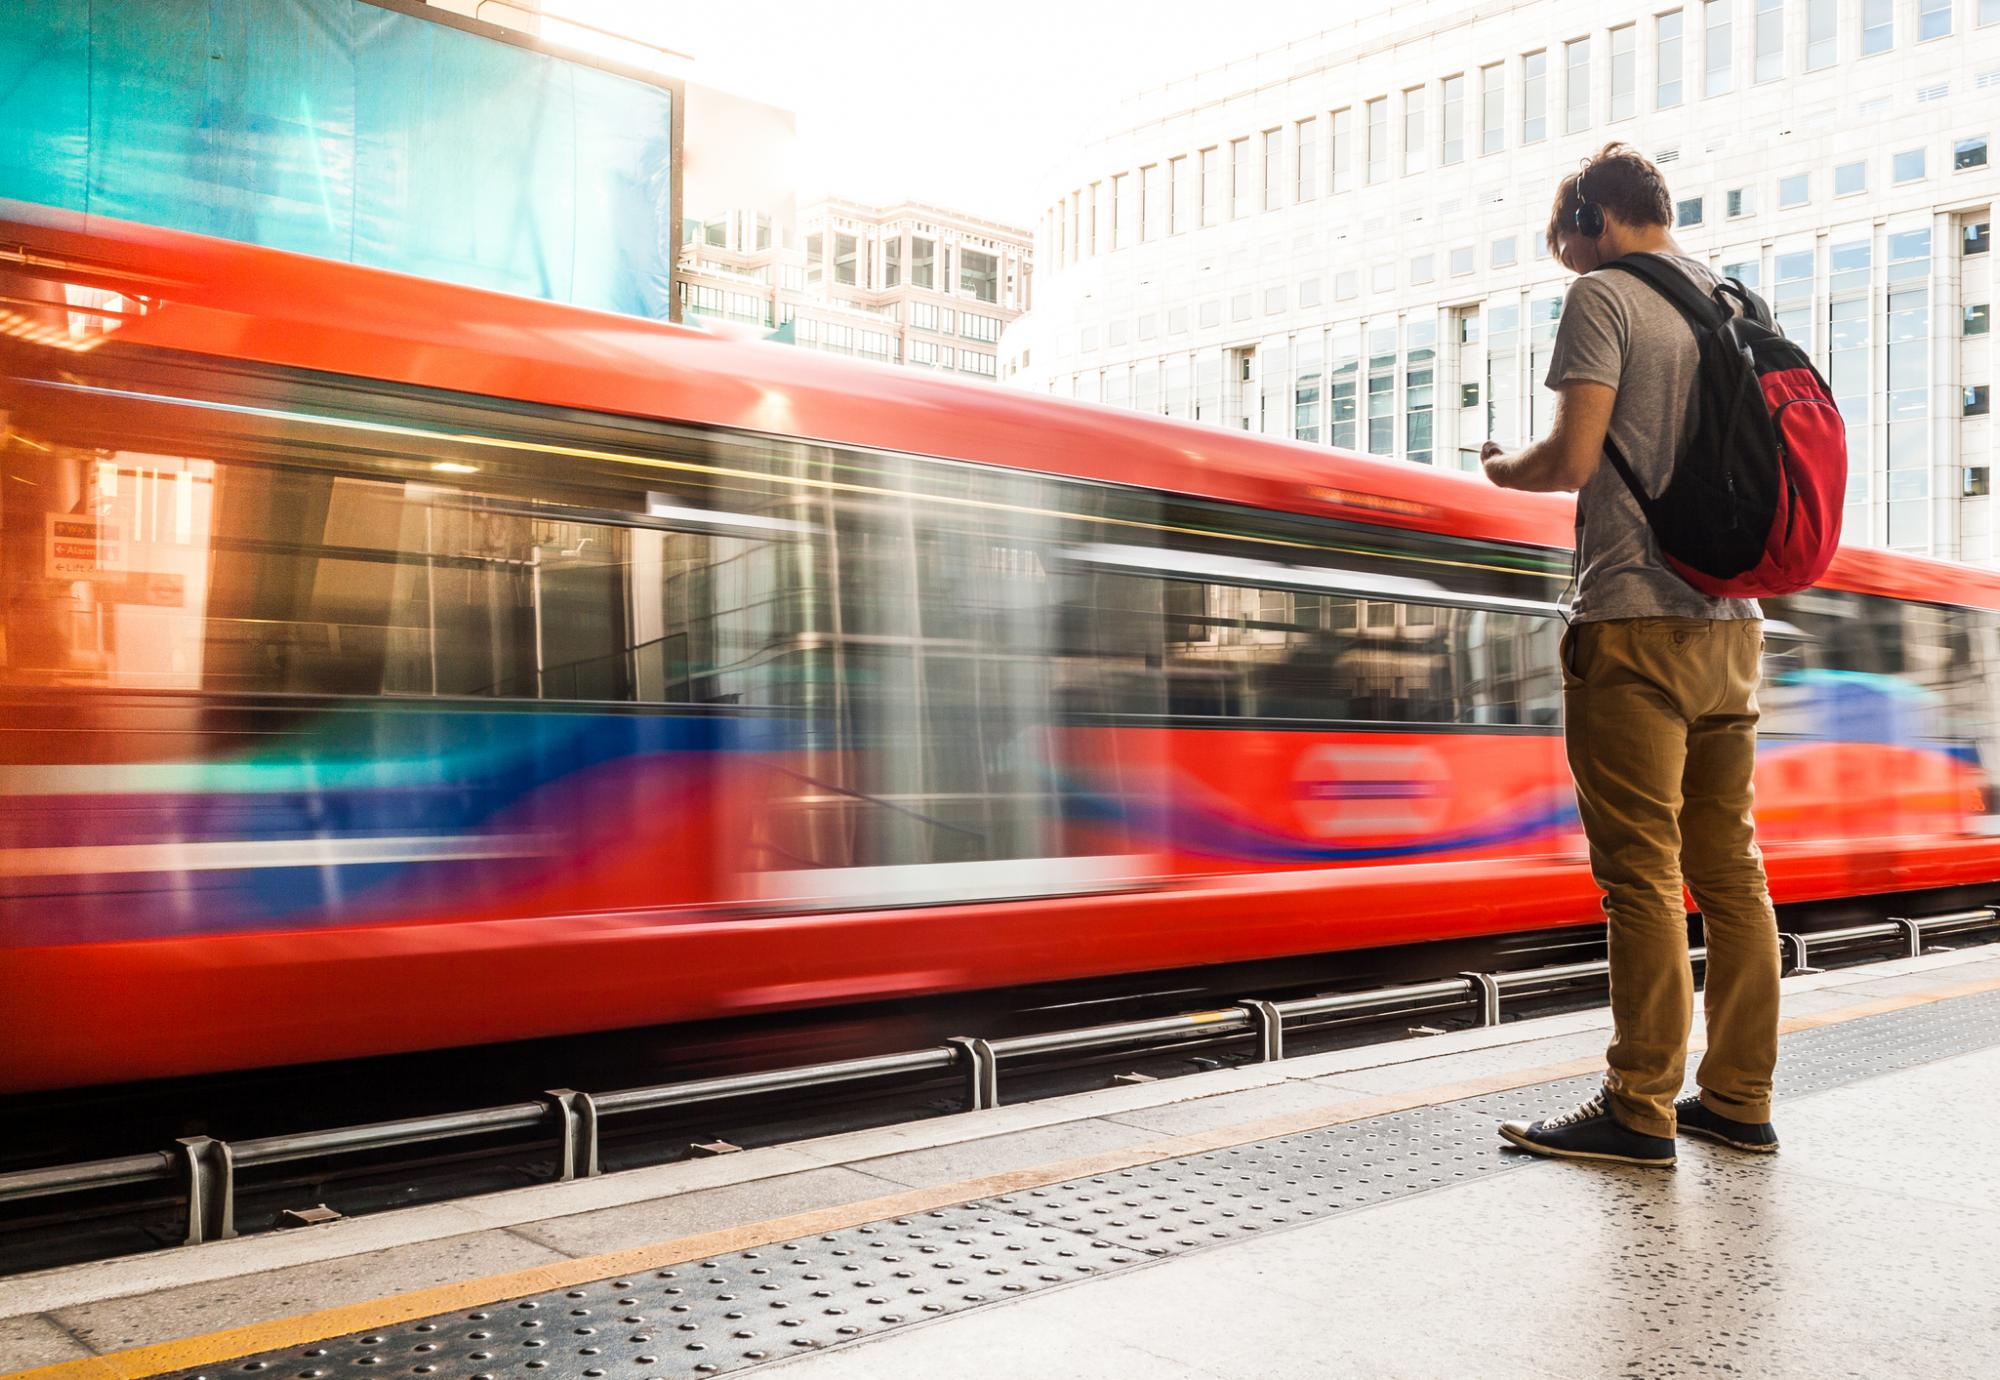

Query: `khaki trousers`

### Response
(1562, 617, 1780, 1137)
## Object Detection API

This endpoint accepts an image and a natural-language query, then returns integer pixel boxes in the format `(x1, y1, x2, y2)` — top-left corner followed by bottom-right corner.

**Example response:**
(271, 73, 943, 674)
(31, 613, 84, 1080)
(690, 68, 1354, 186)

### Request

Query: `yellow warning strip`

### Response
(12, 971, 2000, 1380)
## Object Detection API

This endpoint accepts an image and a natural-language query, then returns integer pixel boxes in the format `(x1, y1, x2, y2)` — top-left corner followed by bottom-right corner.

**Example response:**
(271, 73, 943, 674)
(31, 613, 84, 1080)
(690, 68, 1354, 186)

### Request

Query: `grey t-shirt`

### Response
(1544, 253, 1760, 623)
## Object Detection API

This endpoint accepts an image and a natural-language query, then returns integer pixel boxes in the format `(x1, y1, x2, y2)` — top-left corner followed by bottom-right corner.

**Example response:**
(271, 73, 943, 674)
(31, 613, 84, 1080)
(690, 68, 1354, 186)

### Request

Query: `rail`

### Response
(3, 908, 1993, 1249)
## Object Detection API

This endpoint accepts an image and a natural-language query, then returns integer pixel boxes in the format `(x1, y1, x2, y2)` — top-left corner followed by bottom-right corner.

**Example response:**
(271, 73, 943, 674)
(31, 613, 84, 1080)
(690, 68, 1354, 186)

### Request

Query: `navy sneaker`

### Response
(1675, 1094, 1779, 1153)
(1499, 1090, 1677, 1167)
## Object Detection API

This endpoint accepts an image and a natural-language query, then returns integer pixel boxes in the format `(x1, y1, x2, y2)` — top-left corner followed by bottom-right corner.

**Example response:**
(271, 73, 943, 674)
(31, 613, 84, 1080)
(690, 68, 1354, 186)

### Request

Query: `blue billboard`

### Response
(0, 0, 678, 318)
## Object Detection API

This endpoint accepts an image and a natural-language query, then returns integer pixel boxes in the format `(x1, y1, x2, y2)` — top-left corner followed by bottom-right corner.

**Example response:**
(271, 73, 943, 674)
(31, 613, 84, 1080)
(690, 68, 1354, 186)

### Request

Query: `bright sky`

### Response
(548, 1, 1390, 229)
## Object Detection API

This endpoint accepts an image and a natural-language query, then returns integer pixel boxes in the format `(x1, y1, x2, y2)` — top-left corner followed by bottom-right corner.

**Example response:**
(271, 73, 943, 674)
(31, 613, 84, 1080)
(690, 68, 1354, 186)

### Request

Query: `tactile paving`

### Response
(166, 988, 2000, 1380)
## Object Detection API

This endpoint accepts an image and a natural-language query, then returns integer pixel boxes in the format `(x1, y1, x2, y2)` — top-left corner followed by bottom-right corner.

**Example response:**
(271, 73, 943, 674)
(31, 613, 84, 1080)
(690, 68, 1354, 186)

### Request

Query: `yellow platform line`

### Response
(11, 972, 1999, 1380)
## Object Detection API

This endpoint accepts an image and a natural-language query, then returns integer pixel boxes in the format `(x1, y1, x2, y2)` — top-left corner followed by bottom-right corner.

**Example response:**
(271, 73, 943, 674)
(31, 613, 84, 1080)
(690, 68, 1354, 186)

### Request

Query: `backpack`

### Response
(1595, 253, 1846, 599)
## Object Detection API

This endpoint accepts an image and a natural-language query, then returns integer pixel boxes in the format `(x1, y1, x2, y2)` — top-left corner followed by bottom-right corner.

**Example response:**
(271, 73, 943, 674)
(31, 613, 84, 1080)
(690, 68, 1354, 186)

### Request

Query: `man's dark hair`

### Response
(1546, 142, 1674, 253)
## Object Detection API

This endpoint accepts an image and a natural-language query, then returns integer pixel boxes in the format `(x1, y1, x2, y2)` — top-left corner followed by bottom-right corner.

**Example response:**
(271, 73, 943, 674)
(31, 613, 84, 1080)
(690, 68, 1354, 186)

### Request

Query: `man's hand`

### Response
(1479, 381, 1615, 493)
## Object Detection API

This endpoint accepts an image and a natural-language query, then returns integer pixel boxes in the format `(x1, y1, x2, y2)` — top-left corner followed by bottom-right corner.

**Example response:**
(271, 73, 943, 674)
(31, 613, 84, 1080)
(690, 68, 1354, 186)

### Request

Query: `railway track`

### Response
(5, 892, 1996, 1279)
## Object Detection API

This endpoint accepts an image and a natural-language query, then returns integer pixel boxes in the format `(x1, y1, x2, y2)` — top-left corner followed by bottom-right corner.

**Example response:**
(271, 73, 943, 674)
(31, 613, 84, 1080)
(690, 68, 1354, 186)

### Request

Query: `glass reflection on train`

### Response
(4, 355, 1999, 947)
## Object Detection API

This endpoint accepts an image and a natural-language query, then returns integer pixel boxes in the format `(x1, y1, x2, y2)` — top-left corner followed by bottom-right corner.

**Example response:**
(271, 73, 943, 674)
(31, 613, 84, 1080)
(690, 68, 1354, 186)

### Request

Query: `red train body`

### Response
(5, 204, 2000, 1093)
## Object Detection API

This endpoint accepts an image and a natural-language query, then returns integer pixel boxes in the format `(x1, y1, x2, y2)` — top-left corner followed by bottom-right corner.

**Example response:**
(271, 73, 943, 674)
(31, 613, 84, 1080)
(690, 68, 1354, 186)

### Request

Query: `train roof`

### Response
(5, 201, 1996, 613)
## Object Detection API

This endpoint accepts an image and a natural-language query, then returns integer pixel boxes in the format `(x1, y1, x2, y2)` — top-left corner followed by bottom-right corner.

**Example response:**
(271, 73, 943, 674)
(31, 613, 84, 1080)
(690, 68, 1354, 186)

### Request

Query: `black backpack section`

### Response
(1596, 253, 1789, 584)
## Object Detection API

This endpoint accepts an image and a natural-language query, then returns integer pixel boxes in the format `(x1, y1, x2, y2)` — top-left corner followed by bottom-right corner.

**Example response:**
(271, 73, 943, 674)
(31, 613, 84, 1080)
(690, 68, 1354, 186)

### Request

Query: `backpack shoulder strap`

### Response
(1601, 253, 1726, 334)
(1598, 434, 1656, 512)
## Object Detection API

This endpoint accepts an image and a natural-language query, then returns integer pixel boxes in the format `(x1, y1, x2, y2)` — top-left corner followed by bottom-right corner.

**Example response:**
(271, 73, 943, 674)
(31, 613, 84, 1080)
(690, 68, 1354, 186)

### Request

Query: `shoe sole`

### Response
(1498, 1124, 1676, 1167)
(1678, 1123, 1780, 1154)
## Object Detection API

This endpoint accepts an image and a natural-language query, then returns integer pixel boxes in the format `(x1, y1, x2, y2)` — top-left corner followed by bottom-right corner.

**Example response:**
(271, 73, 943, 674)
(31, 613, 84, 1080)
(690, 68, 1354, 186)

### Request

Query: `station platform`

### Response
(5, 943, 1999, 1380)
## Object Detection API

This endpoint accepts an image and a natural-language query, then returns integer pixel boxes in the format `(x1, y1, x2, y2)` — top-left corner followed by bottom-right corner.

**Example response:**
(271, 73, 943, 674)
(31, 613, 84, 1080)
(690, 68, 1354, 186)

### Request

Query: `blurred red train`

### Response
(5, 203, 2000, 1093)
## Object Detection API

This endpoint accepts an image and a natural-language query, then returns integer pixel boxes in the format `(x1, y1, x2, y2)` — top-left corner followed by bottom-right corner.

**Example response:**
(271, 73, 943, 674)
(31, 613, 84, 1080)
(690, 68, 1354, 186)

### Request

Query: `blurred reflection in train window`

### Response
(1134, 584, 1559, 727)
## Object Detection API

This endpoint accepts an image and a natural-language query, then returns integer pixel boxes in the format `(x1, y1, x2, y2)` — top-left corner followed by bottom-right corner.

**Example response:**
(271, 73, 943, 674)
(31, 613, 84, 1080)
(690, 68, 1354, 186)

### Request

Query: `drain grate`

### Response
(168, 988, 2000, 1380)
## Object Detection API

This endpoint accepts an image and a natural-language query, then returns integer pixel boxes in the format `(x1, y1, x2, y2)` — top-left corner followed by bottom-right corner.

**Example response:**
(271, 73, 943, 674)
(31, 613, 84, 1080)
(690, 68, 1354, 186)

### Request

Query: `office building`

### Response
(1013, 0, 1999, 561)
(681, 200, 1033, 381)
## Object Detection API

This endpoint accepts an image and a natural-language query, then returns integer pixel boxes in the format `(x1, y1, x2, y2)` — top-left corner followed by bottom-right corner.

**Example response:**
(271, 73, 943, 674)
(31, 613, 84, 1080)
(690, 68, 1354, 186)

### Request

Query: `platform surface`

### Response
(6, 945, 2000, 1380)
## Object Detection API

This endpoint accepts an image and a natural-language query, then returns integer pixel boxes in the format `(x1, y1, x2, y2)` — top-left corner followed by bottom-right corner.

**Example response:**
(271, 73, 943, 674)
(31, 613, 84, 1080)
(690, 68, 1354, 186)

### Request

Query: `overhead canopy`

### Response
(0, 0, 677, 318)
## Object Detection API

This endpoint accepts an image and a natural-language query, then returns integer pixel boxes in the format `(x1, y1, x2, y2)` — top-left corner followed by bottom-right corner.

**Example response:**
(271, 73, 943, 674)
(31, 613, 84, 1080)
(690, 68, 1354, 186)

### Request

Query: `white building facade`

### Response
(681, 199, 1032, 381)
(1011, 0, 1999, 562)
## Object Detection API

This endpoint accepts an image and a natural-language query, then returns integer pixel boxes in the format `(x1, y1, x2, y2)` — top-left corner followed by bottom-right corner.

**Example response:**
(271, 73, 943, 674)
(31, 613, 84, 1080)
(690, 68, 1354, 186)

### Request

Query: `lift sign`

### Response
(45, 514, 123, 578)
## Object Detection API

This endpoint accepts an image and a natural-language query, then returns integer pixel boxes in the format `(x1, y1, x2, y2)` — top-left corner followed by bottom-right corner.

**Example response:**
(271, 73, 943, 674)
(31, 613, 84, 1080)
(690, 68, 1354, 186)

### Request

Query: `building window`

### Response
(1968, 386, 1993, 417)
(1140, 164, 1161, 240)
(1138, 313, 1157, 340)
(1169, 155, 1190, 234)
(960, 312, 1001, 343)
(1366, 326, 1396, 455)
(1480, 63, 1504, 154)
(1366, 98, 1389, 183)
(1441, 75, 1465, 163)
(1412, 253, 1436, 284)
(1232, 292, 1253, 322)
(1774, 248, 1814, 351)
(1201, 146, 1224, 226)
(1450, 245, 1475, 276)
(1231, 137, 1253, 218)
(1754, 0, 1783, 81)
(1727, 187, 1754, 217)
(1299, 278, 1322, 307)
(805, 231, 822, 285)
(1264, 285, 1288, 315)
(884, 237, 901, 287)
(1168, 305, 1189, 333)
(1863, 0, 1894, 53)
(1404, 86, 1428, 175)
(1609, 25, 1636, 118)
(1089, 182, 1107, 254)
(1331, 107, 1354, 191)
(703, 219, 727, 248)
(1968, 469, 1991, 498)
(960, 249, 997, 303)
(1677, 196, 1704, 227)
(1198, 299, 1221, 329)
(1919, 0, 1953, 40)
(1296, 118, 1318, 199)
(1806, 0, 1837, 70)
(1778, 173, 1809, 207)
(1657, 12, 1684, 108)
(1492, 235, 1519, 268)
(1884, 232, 1931, 550)
(1523, 50, 1547, 143)
(1967, 303, 1992, 335)
(1722, 256, 1760, 289)
(754, 214, 772, 251)
(1486, 303, 1521, 447)
(1113, 172, 1135, 249)
(1294, 336, 1323, 441)
(1335, 270, 1359, 300)
(1968, 221, 1992, 255)
(1958, 137, 1990, 170)
(1372, 263, 1395, 293)
(1835, 160, 1867, 196)
(1406, 319, 1437, 464)
(912, 236, 935, 289)
(1566, 38, 1590, 133)
(1705, 1, 1733, 97)
(1264, 129, 1284, 210)
(1893, 149, 1927, 183)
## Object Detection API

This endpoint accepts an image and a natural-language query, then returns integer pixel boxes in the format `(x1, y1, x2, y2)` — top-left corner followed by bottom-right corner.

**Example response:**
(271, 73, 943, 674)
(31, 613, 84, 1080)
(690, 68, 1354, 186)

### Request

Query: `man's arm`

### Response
(1481, 380, 1617, 493)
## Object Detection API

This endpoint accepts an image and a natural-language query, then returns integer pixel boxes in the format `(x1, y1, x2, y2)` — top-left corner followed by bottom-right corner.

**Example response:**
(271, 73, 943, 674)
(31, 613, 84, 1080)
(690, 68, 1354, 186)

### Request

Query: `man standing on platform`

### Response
(1479, 143, 1782, 1166)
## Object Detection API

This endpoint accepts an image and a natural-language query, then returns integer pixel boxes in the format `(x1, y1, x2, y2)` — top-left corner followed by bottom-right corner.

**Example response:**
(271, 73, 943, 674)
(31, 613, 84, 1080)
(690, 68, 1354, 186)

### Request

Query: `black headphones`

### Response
(1572, 156, 1606, 239)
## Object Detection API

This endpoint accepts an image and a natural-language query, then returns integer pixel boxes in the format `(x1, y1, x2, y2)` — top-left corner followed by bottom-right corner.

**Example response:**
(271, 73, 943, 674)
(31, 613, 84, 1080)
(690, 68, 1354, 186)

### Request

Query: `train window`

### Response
(1068, 577, 1561, 729)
